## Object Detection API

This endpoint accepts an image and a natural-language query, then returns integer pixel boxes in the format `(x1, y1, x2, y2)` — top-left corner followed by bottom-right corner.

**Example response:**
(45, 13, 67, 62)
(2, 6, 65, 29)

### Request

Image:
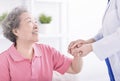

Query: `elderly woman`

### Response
(0, 6, 82, 81)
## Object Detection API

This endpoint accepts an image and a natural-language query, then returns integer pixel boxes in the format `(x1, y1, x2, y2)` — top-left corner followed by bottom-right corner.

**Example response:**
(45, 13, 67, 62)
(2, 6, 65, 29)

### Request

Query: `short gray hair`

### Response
(2, 6, 28, 43)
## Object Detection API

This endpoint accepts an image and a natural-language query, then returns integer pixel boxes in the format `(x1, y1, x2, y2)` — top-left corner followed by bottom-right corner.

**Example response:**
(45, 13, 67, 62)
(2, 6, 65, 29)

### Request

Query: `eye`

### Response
(35, 20, 38, 23)
(27, 20, 32, 23)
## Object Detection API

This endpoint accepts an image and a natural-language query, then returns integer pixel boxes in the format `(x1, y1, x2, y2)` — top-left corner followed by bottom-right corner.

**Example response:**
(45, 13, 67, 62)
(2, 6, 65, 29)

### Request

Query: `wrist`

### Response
(86, 38, 95, 44)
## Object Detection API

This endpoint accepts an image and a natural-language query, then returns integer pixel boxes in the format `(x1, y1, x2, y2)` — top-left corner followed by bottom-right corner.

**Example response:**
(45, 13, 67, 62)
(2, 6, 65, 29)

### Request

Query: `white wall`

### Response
(0, 0, 22, 14)
(68, 0, 109, 81)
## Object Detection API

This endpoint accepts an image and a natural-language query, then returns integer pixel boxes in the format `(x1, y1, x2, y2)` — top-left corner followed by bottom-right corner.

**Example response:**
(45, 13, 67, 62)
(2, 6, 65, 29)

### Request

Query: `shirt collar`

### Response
(9, 43, 42, 62)
(33, 43, 42, 57)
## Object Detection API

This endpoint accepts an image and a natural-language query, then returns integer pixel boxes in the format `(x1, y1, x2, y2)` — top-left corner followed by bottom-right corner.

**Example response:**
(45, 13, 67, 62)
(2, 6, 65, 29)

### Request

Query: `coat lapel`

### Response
(102, 1, 111, 24)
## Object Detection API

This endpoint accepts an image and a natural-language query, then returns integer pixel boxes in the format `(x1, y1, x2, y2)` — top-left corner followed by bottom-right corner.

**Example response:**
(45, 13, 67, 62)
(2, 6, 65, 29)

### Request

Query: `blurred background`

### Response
(0, 0, 109, 81)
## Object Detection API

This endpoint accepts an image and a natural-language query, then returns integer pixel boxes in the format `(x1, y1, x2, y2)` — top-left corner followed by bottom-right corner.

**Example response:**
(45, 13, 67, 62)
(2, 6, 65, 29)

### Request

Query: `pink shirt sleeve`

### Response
(51, 47, 72, 74)
(0, 52, 10, 81)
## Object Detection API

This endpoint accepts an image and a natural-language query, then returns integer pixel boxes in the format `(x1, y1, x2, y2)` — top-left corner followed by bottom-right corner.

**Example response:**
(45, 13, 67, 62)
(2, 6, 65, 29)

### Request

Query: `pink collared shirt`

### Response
(0, 43, 72, 81)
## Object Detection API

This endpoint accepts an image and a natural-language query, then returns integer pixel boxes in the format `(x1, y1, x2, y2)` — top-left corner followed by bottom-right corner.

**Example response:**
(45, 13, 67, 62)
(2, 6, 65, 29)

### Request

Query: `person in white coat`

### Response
(68, 0, 120, 81)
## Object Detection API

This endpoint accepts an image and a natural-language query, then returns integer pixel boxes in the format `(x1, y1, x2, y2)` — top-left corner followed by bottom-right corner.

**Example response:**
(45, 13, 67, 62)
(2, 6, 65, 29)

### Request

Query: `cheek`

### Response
(18, 24, 33, 36)
(19, 24, 32, 33)
(17, 29, 31, 38)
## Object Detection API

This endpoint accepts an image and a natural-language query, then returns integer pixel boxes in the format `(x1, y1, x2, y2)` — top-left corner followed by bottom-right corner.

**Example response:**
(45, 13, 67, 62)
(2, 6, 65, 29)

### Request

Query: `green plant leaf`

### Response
(39, 14, 52, 24)
(0, 13, 7, 22)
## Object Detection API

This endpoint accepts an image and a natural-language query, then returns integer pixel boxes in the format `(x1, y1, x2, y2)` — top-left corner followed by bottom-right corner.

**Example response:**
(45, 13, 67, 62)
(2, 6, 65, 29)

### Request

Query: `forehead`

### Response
(20, 12, 33, 20)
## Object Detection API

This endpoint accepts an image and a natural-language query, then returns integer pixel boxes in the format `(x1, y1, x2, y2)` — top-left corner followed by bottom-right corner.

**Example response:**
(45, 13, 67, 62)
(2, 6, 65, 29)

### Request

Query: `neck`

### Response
(15, 40, 34, 60)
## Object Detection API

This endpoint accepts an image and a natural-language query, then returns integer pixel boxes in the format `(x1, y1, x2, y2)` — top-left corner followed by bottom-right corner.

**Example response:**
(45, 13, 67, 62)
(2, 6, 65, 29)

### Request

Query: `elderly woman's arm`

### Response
(66, 55, 83, 74)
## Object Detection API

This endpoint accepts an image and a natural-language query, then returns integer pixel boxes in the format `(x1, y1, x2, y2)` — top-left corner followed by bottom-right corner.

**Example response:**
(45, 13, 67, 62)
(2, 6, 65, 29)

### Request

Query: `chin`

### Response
(34, 39, 39, 42)
(30, 39, 38, 43)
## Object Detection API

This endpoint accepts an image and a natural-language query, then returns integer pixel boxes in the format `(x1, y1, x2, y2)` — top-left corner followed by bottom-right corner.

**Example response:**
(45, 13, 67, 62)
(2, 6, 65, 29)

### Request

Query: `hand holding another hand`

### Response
(68, 39, 93, 57)
(68, 39, 86, 54)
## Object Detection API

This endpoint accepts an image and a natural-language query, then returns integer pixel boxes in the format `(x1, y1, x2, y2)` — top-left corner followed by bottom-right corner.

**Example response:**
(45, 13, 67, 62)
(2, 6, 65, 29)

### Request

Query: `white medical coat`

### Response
(92, 0, 120, 80)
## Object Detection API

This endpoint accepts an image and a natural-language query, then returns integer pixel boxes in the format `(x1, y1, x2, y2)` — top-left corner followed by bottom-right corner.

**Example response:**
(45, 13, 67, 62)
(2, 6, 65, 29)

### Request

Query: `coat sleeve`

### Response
(93, 29, 103, 41)
(92, 28, 120, 60)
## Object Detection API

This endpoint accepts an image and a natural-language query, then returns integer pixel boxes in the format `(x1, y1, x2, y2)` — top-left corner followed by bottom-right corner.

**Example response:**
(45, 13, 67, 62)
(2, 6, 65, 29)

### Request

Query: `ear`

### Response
(12, 29, 18, 36)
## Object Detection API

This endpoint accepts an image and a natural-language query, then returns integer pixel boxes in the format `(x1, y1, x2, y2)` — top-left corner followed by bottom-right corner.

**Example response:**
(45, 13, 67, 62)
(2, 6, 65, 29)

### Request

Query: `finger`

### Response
(70, 42, 83, 49)
(67, 48, 71, 54)
(73, 51, 83, 57)
(68, 48, 75, 54)
(70, 48, 80, 56)
(79, 51, 83, 56)
(68, 41, 76, 49)
(76, 43, 83, 48)
(71, 43, 79, 48)
(71, 39, 85, 48)
(68, 39, 82, 49)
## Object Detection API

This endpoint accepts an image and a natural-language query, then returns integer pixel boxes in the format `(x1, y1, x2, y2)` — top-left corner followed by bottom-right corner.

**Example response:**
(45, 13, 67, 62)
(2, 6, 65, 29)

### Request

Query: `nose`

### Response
(33, 21, 39, 29)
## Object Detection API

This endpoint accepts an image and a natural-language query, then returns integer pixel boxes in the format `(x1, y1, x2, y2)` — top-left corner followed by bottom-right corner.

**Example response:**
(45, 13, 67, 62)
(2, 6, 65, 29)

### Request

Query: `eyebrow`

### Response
(23, 17, 31, 21)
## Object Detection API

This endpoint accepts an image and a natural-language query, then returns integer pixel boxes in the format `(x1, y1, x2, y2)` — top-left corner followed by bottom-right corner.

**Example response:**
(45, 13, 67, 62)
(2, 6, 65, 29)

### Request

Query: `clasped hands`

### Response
(68, 39, 93, 57)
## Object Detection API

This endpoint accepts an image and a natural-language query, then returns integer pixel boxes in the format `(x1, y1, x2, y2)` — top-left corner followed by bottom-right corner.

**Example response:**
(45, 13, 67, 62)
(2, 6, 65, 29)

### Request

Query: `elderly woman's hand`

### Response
(68, 39, 86, 54)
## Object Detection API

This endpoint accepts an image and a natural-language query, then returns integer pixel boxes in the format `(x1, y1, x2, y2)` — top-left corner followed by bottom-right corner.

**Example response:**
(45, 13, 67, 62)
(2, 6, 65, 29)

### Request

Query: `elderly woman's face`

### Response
(14, 12, 39, 43)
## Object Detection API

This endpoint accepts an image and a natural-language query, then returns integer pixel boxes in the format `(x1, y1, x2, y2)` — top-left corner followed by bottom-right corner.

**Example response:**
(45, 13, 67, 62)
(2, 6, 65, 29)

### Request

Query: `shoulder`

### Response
(35, 43, 56, 51)
(34, 43, 61, 56)
(0, 48, 9, 57)
(0, 44, 14, 60)
(0, 50, 10, 65)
